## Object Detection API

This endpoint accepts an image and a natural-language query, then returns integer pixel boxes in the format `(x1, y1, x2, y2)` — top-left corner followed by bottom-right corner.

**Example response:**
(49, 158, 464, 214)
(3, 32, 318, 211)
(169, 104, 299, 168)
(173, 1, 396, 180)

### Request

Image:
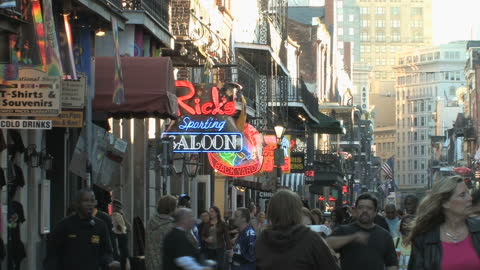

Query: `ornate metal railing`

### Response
(122, 0, 169, 28)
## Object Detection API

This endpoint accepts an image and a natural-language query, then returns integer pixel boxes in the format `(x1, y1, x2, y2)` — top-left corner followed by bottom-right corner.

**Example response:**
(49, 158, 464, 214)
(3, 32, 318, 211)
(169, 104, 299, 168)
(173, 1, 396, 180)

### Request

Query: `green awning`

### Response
(308, 113, 345, 134)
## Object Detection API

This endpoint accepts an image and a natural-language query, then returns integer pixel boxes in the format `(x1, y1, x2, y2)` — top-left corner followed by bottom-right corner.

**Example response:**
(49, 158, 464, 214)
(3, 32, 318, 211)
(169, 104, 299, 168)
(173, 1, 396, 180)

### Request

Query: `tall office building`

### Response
(357, 0, 433, 94)
(393, 41, 467, 194)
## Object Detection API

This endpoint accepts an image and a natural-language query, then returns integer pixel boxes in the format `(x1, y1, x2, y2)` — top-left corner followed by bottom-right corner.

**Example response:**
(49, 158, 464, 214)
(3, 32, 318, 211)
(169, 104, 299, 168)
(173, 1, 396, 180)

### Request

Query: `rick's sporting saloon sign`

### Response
(164, 81, 263, 177)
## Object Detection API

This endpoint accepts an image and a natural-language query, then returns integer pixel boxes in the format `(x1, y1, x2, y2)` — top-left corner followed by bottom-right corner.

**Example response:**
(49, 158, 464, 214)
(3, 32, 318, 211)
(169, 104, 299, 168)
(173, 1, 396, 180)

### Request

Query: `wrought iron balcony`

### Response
(237, 56, 259, 111)
(270, 79, 320, 121)
(305, 150, 345, 187)
(122, 0, 169, 28)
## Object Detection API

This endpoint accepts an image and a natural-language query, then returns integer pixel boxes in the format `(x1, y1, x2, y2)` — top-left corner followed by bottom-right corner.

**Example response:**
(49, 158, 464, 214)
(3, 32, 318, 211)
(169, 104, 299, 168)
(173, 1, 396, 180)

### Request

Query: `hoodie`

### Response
(255, 224, 339, 270)
(145, 213, 175, 270)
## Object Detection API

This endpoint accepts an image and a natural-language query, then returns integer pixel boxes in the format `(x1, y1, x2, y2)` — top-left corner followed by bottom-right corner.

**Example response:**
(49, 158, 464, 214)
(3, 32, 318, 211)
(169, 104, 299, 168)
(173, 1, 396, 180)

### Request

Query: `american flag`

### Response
(382, 157, 394, 179)
(382, 157, 398, 191)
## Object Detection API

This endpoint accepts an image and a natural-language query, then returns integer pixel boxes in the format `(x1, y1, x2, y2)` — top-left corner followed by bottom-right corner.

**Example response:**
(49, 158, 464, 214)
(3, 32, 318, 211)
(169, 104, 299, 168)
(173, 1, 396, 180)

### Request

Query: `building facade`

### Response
(393, 41, 467, 193)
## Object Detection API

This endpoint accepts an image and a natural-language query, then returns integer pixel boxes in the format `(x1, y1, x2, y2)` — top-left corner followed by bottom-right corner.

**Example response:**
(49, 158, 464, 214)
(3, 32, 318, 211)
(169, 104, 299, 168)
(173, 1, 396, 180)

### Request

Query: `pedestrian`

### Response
(407, 176, 480, 270)
(307, 208, 332, 237)
(179, 194, 192, 208)
(198, 210, 210, 251)
(145, 195, 177, 270)
(310, 208, 324, 225)
(231, 208, 256, 270)
(470, 189, 480, 217)
(43, 188, 120, 270)
(201, 206, 232, 270)
(403, 195, 418, 216)
(374, 211, 391, 233)
(326, 193, 398, 270)
(111, 199, 130, 270)
(385, 204, 401, 238)
(163, 208, 213, 270)
(331, 207, 345, 230)
(255, 189, 339, 270)
(248, 203, 257, 228)
(252, 211, 267, 235)
(93, 203, 119, 261)
(301, 207, 316, 225)
(393, 215, 414, 270)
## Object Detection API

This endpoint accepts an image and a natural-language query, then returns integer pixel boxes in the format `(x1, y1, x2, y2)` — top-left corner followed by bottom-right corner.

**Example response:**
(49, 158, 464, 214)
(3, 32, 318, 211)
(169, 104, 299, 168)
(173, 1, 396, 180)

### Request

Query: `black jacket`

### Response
(256, 224, 339, 270)
(408, 217, 480, 270)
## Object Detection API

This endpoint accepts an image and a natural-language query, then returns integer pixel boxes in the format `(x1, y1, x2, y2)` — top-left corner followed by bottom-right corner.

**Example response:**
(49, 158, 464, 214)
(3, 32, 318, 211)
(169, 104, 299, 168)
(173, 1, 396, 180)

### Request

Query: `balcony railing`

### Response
(237, 56, 259, 110)
(122, 0, 169, 28)
(107, 0, 124, 11)
(271, 79, 320, 120)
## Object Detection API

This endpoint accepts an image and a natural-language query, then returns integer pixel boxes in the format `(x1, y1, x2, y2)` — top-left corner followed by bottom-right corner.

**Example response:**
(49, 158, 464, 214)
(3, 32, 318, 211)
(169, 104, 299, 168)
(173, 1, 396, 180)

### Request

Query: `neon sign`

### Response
(261, 135, 291, 173)
(179, 116, 226, 132)
(176, 81, 235, 116)
(163, 132, 243, 153)
(208, 123, 263, 177)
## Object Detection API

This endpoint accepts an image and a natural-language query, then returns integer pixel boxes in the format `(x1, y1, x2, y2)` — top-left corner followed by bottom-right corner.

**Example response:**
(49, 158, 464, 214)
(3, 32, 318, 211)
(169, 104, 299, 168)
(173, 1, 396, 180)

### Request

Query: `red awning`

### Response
(93, 57, 178, 119)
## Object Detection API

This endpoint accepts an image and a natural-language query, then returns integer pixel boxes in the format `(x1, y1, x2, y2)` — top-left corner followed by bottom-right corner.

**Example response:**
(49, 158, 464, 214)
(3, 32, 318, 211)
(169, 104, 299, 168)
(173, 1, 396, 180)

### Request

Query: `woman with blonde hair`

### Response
(408, 176, 480, 270)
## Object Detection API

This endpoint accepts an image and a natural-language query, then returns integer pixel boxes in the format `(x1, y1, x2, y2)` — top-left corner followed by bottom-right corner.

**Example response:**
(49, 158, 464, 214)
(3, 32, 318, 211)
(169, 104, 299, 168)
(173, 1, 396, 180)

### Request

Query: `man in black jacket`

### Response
(44, 189, 120, 270)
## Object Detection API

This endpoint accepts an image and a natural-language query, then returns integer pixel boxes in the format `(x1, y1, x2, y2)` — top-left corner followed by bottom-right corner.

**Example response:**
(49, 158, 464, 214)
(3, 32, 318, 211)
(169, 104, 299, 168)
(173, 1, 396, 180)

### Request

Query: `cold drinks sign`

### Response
(164, 81, 263, 177)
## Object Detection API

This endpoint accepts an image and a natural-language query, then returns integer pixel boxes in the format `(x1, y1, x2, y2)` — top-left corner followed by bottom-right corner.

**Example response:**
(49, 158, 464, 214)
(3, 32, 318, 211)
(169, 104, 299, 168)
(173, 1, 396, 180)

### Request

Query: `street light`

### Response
(172, 153, 185, 174)
(274, 124, 286, 190)
(274, 125, 286, 140)
(185, 154, 201, 180)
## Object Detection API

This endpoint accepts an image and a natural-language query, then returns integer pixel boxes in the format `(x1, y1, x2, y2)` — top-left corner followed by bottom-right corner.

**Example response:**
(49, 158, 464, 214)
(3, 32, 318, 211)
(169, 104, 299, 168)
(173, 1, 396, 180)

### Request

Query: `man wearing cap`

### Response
(179, 194, 191, 208)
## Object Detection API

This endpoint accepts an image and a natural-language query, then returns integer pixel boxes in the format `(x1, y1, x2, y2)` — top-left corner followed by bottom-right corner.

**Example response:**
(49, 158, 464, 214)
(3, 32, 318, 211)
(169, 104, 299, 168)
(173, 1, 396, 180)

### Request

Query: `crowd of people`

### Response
(42, 175, 480, 269)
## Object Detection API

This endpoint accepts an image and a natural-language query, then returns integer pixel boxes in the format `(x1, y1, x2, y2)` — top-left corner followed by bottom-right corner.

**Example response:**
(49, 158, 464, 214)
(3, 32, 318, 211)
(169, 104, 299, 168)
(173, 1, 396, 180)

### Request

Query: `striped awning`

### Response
(281, 173, 305, 192)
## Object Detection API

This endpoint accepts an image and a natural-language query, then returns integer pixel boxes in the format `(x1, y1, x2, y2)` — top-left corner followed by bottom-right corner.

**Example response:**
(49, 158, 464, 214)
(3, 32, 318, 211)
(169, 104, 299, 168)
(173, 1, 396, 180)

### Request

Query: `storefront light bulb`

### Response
(96, 29, 106, 37)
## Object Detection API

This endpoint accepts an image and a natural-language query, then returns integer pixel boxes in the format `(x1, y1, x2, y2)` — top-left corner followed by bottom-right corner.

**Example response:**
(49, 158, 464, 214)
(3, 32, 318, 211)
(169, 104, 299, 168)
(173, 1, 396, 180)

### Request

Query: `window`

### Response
(421, 174, 425, 184)
(361, 32, 369, 41)
(376, 32, 385, 42)
(414, 132, 418, 141)
(414, 160, 418, 169)
(361, 20, 369, 28)
(338, 15, 344, 22)
(421, 145, 425, 155)
(434, 52, 441, 59)
(391, 7, 400, 16)
(391, 20, 400, 28)
(421, 117, 425, 126)
(360, 7, 369, 14)
(420, 101, 425, 111)
(411, 21, 422, 28)
(376, 7, 385, 15)
(349, 28, 354, 35)
(414, 117, 418, 126)
(376, 20, 385, 28)
(411, 7, 423, 16)
(390, 31, 400, 42)
(337, 0, 343, 8)
(338, 28, 344, 35)
(413, 31, 423, 42)
(349, 14, 354, 22)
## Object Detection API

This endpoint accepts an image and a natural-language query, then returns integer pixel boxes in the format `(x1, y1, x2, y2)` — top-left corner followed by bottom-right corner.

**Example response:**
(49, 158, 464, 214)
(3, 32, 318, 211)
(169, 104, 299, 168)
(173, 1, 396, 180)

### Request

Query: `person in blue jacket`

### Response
(231, 207, 256, 270)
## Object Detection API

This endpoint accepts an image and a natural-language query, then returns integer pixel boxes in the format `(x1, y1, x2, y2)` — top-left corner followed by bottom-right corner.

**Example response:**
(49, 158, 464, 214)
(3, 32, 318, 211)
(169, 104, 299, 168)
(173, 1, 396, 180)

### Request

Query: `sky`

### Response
(433, 0, 480, 44)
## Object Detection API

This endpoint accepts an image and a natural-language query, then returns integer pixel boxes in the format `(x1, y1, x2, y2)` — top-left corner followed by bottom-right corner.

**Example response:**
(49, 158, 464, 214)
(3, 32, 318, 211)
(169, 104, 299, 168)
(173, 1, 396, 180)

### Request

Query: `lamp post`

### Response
(184, 154, 201, 195)
(274, 124, 286, 190)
